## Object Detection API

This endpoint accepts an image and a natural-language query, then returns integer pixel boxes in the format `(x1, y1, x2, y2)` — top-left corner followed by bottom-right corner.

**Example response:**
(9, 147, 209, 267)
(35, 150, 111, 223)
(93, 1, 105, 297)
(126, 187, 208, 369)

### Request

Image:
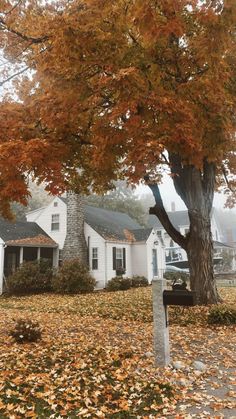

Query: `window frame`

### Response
(51, 213, 60, 231)
(92, 247, 98, 270)
(115, 248, 123, 269)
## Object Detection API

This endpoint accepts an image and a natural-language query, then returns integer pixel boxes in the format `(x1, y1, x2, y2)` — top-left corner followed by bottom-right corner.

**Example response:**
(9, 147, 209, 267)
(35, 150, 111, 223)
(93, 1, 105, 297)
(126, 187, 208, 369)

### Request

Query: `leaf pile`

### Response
(0, 310, 174, 418)
(1, 287, 234, 325)
(0, 287, 234, 417)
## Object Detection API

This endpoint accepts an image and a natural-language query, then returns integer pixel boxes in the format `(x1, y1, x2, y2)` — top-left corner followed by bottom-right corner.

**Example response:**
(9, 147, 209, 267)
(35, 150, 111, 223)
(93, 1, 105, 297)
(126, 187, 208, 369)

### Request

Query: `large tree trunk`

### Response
(63, 191, 88, 266)
(186, 209, 219, 304)
(147, 155, 221, 305)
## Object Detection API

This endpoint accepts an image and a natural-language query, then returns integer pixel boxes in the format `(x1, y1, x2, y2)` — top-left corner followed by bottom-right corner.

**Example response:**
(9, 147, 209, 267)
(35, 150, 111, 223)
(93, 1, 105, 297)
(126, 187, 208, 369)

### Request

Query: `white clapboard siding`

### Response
(84, 223, 106, 289)
(27, 198, 67, 249)
(131, 243, 148, 279)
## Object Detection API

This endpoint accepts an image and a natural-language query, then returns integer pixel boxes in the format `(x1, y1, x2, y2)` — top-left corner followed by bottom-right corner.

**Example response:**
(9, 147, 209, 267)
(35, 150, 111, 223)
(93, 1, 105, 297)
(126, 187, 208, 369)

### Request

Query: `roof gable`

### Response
(0, 218, 57, 247)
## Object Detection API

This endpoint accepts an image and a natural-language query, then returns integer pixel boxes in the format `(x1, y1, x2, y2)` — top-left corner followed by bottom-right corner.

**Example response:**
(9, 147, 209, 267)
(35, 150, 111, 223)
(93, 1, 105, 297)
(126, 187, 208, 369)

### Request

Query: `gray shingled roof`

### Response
(84, 205, 144, 241)
(148, 211, 189, 230)
(0, 218, 57, 246)
(59, 197, 152, 242)
(131, 228, 153, 242)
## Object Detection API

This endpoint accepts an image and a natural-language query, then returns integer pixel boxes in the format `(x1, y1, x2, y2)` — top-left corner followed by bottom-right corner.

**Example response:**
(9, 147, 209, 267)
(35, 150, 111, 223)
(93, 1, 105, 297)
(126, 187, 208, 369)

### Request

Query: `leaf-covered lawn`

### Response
(1, 286, 234, 324)
(0, 287, 235, 418)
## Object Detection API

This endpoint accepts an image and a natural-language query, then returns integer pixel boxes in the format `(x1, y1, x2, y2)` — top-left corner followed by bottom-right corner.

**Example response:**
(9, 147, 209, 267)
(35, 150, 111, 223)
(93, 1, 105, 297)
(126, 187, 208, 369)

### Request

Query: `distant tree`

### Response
(11, 182, 52, 221)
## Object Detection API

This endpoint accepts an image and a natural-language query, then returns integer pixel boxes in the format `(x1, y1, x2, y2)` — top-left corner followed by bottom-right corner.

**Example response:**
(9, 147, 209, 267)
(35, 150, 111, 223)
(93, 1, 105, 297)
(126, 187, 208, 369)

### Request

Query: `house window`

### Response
(54, 202, 58, 207)
(116, 248, 123, 268)
(92, 247, 98, 270)
(112, 247, 126, 271)
(51, 214, 60, 231)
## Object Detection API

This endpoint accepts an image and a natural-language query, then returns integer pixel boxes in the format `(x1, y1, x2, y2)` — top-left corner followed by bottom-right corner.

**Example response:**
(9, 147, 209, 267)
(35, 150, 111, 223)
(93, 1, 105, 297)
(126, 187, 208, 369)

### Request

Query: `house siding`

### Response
(84, 223, 106, 289)
(132, 244, 148, 279)
(27, 198, 67, 250)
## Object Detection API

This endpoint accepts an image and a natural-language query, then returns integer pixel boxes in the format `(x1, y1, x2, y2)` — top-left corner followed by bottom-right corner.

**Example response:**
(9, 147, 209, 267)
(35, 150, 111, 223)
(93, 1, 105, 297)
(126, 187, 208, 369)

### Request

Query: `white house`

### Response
(26, 197, 166, 288)
(148, 208, 231, 269)
(0, 218, 58, 294)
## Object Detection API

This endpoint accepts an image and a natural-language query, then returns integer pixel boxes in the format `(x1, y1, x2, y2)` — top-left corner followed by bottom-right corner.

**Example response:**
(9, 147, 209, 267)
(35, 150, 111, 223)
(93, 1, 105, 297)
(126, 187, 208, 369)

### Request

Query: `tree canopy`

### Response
(0, 0, 236, 303)
(0, 0, 235, 217)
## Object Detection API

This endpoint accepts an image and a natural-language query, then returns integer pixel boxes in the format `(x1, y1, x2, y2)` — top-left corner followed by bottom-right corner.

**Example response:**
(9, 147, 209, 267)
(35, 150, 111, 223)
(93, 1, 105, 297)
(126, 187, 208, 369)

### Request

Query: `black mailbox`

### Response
(163, 278, 197, 306)
(163, 289, 196, 306)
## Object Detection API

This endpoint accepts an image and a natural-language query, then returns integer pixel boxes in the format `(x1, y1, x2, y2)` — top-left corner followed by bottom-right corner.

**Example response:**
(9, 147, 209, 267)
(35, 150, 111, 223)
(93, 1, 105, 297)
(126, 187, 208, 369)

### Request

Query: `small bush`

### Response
(106, 277, 132, 292)
(106, 276, 148, 291)
(207, 304, 236, 325)
(7, 259, 53, 295)
(52, 259, 96, 294)
(10, 319, 42, 343)
(131, 276, 149, 288)
(116, 267, 126, 276)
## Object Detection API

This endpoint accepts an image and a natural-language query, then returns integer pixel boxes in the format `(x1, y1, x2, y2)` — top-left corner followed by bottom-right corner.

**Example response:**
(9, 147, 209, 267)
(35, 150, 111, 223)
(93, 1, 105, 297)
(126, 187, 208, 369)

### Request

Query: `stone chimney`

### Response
(62, 191, 88, 265)
(171, 201, 176, 212)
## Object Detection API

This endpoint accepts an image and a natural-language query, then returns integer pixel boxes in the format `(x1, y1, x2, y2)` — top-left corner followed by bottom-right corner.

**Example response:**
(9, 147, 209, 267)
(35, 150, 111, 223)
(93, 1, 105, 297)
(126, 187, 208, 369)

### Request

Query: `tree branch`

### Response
(0, 66, 29, 86)
(2, 0, 23, 15)
(144, 176, 187, 249)
(0, 17, 49, 44)
(168, 152, 188, 204)
(221, 163, 235, 193)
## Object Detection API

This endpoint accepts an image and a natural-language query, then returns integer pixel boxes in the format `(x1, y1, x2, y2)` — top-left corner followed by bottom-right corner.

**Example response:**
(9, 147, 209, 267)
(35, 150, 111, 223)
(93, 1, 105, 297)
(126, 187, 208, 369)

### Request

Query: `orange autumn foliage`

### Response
(0, 0, 235, 217)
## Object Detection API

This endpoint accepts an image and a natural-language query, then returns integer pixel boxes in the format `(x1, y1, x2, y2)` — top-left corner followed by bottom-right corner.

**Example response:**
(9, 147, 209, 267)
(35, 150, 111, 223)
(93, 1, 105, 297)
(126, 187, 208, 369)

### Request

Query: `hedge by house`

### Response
(106, 276, 148, 292)
(52, 259, 96, 294)
(7, 259, 53, 295)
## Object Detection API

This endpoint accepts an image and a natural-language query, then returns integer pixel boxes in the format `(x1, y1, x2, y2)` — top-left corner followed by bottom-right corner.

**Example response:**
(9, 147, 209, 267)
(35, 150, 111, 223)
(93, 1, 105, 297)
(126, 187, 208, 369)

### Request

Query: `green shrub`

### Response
(106, 277, 132, 291)
(131, 276, 149, 288)
(7, 259, 53, 295)
(207, 304, 236, 325)
(10, 319, 42, 343)
(52, 259, 96, 294)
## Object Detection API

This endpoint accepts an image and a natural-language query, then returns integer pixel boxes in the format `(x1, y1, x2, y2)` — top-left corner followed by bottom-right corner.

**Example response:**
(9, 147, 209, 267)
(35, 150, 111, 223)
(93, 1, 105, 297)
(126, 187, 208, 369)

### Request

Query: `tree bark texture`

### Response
(63, 191, 88, 266)
(186, 209, 219, 304)
(147, 155, 221, 304)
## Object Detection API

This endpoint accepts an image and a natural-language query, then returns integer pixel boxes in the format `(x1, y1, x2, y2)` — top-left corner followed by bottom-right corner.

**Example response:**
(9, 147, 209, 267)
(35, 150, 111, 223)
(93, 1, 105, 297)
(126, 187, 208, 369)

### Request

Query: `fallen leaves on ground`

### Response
(0, 286, 234, 418)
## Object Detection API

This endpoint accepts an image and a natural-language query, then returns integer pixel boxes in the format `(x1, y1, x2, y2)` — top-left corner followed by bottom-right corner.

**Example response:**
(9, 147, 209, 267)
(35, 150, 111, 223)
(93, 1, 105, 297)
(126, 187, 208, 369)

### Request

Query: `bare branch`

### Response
(161, 153, 170, 165)
(0, 17, 49, 44)
(3, 0, 23, 15)
(221, 163, 236, 192)
(0, 66, 29, 86)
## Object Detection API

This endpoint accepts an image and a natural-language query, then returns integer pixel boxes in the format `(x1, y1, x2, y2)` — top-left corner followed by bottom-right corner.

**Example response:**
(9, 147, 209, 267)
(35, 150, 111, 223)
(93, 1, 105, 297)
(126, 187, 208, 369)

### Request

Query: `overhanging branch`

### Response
(0, 17, 49, 44)
(145, 177, 187, 249)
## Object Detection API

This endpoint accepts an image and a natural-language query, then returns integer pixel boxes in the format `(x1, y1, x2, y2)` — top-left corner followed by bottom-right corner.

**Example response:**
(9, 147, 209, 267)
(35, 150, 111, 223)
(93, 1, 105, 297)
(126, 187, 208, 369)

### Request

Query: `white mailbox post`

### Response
(152, 277, 170, 366)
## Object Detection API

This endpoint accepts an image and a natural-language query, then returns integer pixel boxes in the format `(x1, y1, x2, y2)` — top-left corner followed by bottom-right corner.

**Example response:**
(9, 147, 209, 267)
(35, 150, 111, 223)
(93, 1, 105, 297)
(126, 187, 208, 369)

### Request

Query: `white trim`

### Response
(0, 243, 5, 295)
(19, 247, 24, 265)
